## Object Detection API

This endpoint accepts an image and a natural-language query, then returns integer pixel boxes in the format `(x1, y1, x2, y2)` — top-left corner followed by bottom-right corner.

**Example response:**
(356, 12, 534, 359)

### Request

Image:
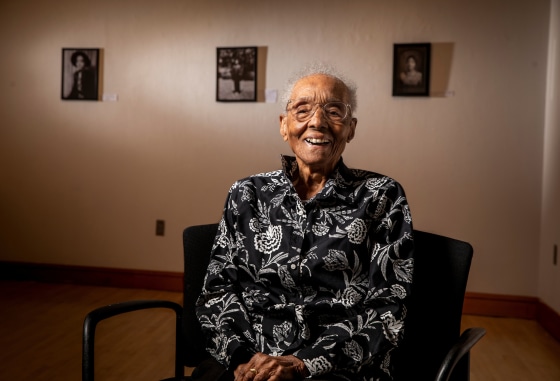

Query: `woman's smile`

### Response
(304, 137, 331, 146)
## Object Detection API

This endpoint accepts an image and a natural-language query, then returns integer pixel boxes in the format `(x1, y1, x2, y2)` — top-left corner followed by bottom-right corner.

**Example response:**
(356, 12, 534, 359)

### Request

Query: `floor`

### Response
(0, 280, 559, 380)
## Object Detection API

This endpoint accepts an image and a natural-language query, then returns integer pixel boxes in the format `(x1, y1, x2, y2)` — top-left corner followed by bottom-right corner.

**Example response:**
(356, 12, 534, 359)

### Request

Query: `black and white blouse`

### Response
(196, 155, 414, 381)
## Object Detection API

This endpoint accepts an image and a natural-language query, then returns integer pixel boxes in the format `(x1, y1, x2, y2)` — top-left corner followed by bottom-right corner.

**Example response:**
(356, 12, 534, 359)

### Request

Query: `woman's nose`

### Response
(308, 105, 328, 128)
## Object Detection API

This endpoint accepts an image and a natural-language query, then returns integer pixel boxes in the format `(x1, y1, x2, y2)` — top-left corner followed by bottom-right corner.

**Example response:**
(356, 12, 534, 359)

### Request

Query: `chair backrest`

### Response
(182, 223, 218, 366)
(393, 230, 473, 381)
(182, 225, 473, 380)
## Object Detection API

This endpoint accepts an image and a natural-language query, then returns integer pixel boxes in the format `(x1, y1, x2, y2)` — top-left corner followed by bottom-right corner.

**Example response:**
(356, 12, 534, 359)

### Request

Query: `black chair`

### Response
(82, 224, 485, 381)
(393, 230, 486, 381)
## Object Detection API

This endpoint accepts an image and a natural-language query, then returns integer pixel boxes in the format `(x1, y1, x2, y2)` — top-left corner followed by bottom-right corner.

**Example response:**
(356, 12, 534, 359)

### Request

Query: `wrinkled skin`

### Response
(279, 74, 357, 201)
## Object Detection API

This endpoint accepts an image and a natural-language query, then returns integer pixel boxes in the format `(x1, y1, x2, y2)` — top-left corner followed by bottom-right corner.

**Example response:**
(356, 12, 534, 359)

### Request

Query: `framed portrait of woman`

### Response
(61, 48, 100, 101)
(216, 46, 257, 102)
(392, 43, 431, 97)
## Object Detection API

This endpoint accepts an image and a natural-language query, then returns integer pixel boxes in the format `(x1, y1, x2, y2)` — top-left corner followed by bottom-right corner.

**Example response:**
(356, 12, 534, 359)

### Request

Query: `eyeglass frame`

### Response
(285, 99, 353, 123)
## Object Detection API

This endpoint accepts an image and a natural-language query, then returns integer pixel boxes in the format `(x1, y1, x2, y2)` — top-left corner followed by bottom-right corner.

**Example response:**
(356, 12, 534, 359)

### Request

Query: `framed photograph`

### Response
(216, 46, 257, 102)
(61, 48, 100, 101)
(392, 43, 431, 96)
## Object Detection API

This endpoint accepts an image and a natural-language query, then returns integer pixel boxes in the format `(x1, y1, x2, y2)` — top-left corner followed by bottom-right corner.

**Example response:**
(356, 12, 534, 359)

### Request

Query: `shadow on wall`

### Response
(257, 46, 268, 102)
(430, 42, 455, 98)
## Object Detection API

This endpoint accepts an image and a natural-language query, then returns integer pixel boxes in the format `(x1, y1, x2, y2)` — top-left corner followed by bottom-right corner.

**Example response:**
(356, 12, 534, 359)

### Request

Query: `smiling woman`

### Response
(193, 65, 415, 381)
(279, 73, 357, 198)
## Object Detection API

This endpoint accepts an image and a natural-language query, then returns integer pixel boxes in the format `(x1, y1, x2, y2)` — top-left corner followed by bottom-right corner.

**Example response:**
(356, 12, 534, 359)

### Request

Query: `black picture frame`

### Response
(392, 43, 431, 97)
(216, 46, 257, 102)
(61, 48, 100, 101)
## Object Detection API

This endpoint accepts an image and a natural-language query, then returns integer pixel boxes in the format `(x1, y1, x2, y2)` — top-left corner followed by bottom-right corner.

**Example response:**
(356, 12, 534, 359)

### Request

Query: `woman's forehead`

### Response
(291, 74, 348, 101)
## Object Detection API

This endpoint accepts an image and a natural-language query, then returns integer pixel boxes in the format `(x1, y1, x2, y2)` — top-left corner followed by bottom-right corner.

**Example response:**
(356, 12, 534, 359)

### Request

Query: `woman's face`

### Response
(406, 57, 417, 71)
(279, 74, 357, 174)
(75, 55, 85, 70)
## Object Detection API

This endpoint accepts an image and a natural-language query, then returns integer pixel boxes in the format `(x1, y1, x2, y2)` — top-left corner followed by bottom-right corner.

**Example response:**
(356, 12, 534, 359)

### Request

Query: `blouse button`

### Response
(290, 264, 297, 270)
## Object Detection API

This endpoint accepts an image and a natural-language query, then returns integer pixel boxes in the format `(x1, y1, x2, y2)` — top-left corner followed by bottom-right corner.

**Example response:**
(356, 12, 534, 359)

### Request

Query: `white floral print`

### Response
(347, 218, 368, 244)
(324, 249, 349, 271)
(254, 225, 282, 254)
(196, 156, 414, 381)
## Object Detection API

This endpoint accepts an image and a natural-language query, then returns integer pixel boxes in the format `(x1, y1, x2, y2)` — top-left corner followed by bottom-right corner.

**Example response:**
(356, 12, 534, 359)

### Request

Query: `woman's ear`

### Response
(279, 115, 288, 141)
(347, 118, 357, 142)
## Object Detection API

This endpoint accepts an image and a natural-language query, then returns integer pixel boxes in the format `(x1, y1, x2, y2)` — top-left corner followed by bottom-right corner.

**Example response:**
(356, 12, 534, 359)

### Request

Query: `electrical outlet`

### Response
(156, 220, 165, 236)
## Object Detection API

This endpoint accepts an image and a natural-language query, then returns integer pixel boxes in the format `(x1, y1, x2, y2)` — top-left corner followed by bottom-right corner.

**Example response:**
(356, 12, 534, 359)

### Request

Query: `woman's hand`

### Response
(234, 352, 309, 381)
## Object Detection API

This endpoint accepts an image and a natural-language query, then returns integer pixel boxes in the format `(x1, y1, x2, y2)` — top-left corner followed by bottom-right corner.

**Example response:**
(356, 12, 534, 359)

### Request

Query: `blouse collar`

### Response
(280, 155, 355, 204)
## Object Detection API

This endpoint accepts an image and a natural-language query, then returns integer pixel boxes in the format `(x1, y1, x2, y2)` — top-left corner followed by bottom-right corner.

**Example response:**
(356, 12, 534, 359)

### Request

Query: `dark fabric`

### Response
(190, 357, 230, 381)
(229, 347, 255, 372)
(196, 155, 414, 381)
(68, 68, 96, 99)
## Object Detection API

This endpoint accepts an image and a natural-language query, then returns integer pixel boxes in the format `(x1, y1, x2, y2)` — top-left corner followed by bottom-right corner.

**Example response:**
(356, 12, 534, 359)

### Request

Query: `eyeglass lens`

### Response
(290, 102, 348, 122)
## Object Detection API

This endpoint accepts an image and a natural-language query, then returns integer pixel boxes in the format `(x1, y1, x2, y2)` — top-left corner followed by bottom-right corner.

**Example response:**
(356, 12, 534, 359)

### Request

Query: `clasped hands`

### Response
(234, 353, 309, 381)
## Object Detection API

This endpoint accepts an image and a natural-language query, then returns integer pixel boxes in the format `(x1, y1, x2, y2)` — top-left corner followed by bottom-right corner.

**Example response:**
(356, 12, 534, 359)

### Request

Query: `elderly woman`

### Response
(196, 66, 414, 381)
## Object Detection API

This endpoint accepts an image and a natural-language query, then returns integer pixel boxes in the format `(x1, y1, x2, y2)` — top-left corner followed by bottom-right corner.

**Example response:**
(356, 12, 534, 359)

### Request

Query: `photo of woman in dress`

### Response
(61, 49, 99, 101)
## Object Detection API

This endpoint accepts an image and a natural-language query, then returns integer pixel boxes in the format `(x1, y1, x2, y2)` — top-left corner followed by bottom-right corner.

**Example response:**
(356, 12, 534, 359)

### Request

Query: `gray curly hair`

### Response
(280, 63, 358, 115)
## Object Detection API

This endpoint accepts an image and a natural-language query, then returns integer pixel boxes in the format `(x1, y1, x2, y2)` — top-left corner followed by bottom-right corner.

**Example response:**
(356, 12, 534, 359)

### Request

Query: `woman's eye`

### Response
(326, 108, 342, 117)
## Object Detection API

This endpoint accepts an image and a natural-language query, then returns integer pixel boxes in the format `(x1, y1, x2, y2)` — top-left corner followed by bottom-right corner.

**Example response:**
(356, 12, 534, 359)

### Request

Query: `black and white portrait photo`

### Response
(216, 46, 257, 102)
(61, 48, 100, 101)
(392, 43, 431, 96)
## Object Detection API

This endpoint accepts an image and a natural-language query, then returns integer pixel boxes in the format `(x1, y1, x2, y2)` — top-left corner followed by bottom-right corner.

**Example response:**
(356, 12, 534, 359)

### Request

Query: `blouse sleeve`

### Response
(295, 181, 414, 377)
(195, 188, 258, 369)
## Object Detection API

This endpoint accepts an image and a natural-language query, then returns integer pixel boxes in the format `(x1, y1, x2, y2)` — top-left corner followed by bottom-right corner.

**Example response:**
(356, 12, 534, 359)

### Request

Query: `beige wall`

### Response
(0, 0, 557, 310)
(540, 0, 560, 313)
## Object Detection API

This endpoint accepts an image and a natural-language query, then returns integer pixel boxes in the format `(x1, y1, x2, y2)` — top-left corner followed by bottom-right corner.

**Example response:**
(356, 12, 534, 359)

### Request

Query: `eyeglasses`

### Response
(286, 100, 351, 123)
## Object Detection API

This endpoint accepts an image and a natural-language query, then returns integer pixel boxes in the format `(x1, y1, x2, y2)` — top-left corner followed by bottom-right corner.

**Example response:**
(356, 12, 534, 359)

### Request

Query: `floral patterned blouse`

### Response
(196, 155, 414, 381)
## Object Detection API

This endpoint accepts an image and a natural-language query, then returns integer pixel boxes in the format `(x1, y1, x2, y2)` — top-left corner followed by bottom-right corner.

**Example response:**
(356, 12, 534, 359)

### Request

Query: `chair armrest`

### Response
(82, 300, 184, 381)
(435, 327, 486, 381)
